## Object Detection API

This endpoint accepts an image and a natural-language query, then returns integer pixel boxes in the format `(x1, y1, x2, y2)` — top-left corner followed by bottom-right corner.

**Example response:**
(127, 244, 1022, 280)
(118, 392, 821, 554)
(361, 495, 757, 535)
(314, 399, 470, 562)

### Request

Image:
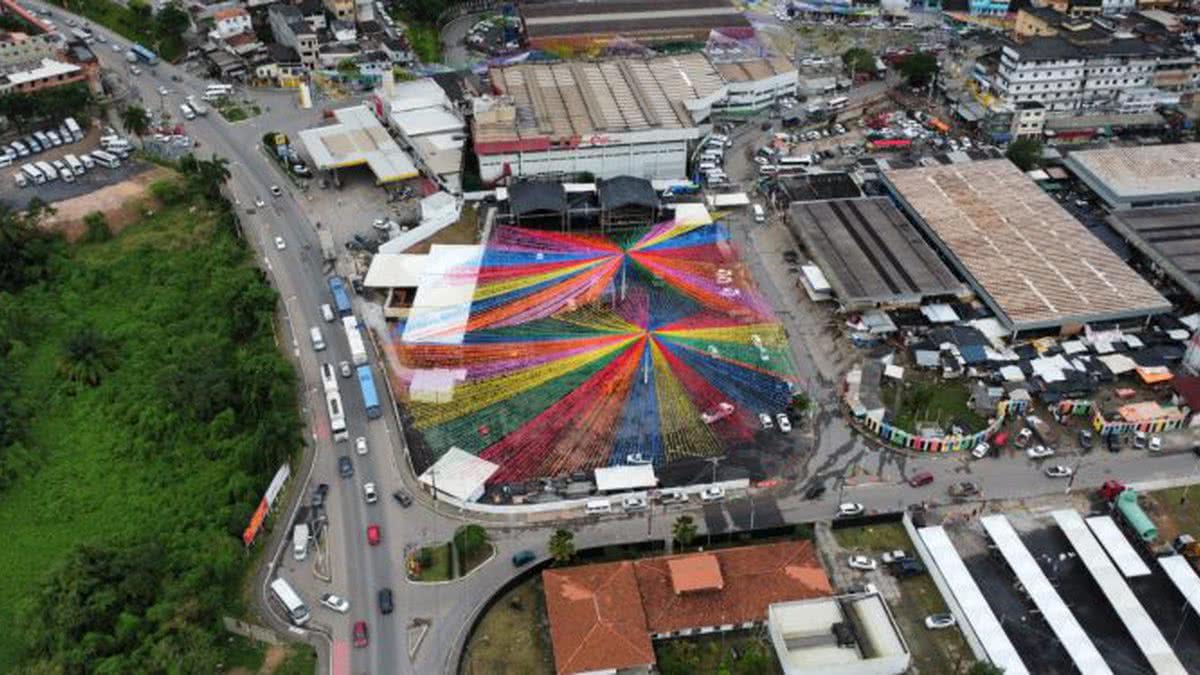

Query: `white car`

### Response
(339, 361, 352, 378)
(273, 236, 286, 250)
(355, 436, 368, 455)
(658, 489, 688, 505)
(925, 613, 956, 630)
(1044, 465, 1073, 478)
(848, 555, 877, 571)
(776, 413, 792, 433)
(320, 593, 350, 613)
(1149, 436, 1163, 452)
(270, 184, 282, 197)
(111, 43, 123, 52)
(1026, 445, 1054, 459)
(971, 442, 989, 459)
(838, 502, 865, 517)
(254, 196, 265, 208)
(700, 486, 726, 503)
(157, 85, 169, 96)
(625, 452, 651, 465)
(622, 495, 648, 512)
(363, 482, 378, 503)
(758, 412, 774, 430)
(880, 550, 908, 564)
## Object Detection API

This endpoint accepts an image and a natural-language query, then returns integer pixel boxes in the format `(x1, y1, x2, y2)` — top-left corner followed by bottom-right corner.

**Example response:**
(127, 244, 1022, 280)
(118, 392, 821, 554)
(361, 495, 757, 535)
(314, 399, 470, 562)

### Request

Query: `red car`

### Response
(367, 524, 380, 546)
(353, 620, 368, 648)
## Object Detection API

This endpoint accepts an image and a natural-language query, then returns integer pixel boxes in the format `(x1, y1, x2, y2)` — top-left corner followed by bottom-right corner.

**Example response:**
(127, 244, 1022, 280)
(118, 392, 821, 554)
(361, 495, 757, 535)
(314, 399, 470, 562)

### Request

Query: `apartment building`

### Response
(212, 7, 252, 39)
(323, 0, 354, 22)
(269, 4, 318, 69)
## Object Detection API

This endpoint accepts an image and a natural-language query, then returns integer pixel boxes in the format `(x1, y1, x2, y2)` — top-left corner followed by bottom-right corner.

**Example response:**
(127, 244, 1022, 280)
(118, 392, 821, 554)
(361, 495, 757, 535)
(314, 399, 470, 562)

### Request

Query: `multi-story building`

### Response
(0, 58, 84, 93)
(969, 0, 1011, 16)
(323, 0, 354, 22)
(993, 31, 1192, 115)
(711, 55, 798, 115)
(269, 5, 318, 69)
(1011, 101, 1046, 138)
(212, 7, 251, 39)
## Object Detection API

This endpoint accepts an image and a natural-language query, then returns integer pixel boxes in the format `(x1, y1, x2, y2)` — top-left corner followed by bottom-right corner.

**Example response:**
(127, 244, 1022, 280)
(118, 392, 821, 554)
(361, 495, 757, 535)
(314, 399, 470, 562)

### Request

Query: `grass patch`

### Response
(655, 631, 778, 674)
(218, 104, 260, 123)
(1143, 487, 1200, 542)
(274, 644, 319, 675)
(883, 379, 986, 433)
(890, 575, 971, 673)
(409, 543, 453, 581)
(462, 576, 554, 675)
(221, 635, 268, 671)
(832, 521, 912, 552)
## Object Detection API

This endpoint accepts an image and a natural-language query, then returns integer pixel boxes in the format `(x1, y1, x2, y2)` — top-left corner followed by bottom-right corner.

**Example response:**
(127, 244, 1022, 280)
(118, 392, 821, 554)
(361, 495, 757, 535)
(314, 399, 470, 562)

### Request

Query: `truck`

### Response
(319, 228, 336, 263)
(342, 316, 367, 366)
(1099, 480, 1159, 543)
(329, 275, 352, 316)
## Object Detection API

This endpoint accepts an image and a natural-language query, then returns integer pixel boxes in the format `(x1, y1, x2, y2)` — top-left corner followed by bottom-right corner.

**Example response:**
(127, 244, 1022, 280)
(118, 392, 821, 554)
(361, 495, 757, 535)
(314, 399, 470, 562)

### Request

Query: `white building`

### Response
(474, 53, 725, 183)
(1101, 0, 1135, 15)
(212, 7, 252, 39)
(1011, 101, 1046, 138)
(994, 33, 1194, 116)
(712, 55, 798, 114)
(768, 593, 910, 675)
(372, 74, 466, 193)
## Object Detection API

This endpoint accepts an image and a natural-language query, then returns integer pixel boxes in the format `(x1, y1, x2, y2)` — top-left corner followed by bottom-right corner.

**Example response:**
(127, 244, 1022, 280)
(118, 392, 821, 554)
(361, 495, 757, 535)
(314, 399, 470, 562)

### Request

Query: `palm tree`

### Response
(548, 529, 575, 564)
(120, 105, 150, 138)
(672, 515, 698, 550)
(58, 326, 115, 387)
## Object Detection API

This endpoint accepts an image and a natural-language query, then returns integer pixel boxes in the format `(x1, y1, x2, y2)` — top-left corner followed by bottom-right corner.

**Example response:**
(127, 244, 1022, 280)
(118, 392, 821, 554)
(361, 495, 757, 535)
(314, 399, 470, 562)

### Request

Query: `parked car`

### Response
(366, 524, 380, 545)
(758, 412, 774, 430)
(700, 486, 726, 502)
(880, 550, 908, 564)
(838, 502, 865, 517)
(392, 490, 413, 507)
(1015, 428, 1033, 448)
(848, 555, 877, 571)
(338, 456, 353, 478)
(971, 442, 990, 459)
(1107, 433, 1121, 453)
(622, 495, 648, 512)
(378, 588, 393, 614)
(1045, 465, 1073, 478)
(1149, 436, 1163, 452)
(1026, 445, 1055, 459)
(512, 549, 536, 567)
(1134, 431, 1148, 449)
(320, 593, 350, 613)
(625, 452, 652, 465)
(948, 481, 979, 498)
(805, 484, 826, 500)
(894, 559, 926, 578)
(776, 413, 792, 432)
(657, 489, 688, 505)
(925, 613, 956, 630)
(353, 620, 368, 647)
(1078, 429, 1093, 450)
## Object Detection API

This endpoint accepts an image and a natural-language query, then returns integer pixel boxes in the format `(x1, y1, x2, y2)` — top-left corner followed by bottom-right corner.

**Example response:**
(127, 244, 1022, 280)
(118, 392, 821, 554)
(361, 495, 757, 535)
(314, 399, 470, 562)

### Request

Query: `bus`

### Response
(269, 578, 310, 626)
(356, 365, 381, 419)
(90, 150, 120, 168)
(130, 43, 158, 65)
(20, 163, 44, 185)
(325, 390, 348, 441)
(342, 315, 367, 366)
(328, 276, 352, 316)
(827, 96, 849, 111)
(778, 155, 814, 168)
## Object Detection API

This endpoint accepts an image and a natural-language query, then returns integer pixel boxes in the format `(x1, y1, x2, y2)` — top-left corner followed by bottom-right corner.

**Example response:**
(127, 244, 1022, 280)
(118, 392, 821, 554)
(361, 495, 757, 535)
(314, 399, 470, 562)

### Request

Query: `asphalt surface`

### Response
(36, 5, 1200, 674)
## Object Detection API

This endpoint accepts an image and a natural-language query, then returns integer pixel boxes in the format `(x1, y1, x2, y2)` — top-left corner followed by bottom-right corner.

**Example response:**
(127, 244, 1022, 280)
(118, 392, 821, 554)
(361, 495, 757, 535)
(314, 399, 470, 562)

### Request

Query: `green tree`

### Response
(400, 0, 445, 23)
(900, 52, 939, 88)
(155, 2, 190, 38)
(57, 324, 116, 387)
(128, 0, 152, 19)
(120, 105, 150, 138)
(453, 524, 490, 563)
(672, 515, 698, 549)
(842, 48, 875, 77)
(967, 663, 1005, 675)
(180, 154, 232, 200)
(1005, 137, 1043, 172)
(548, 529, 575, 564)
(0, 198, 57, 293)
(82, 212, 111, 243)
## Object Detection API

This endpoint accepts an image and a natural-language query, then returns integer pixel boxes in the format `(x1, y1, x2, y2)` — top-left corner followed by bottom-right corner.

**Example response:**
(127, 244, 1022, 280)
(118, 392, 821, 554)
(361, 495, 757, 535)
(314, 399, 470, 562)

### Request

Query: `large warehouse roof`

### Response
(521, 0, 750, 42)
(1108, 205, 1200, 300)
(884, 159, 1170, 331)
(298, 105, 418, 183)
(1064, 143, 1200, 209)
(788, 197, 966, 309)
(476, 53, 723, 151)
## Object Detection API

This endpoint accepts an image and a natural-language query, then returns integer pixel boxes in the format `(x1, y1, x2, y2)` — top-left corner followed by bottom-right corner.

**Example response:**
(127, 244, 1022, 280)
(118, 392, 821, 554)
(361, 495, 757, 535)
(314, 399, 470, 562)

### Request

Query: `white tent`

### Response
(594, 465, 658, 492)
(418, 447, 498, 503)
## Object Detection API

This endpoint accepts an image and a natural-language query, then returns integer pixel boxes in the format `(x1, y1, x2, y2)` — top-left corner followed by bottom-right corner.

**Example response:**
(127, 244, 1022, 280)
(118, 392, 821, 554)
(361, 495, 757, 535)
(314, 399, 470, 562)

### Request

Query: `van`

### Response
(293, 523, 310, 561)
(752, 204, 765, 223)
(321, 303, 335, 322)
(79, 153, 94, 170)
(179, 103, 195, 120)
(698, 162, 716, 172)
(310, 326, 326, 351)
(585, 499, 612, 515)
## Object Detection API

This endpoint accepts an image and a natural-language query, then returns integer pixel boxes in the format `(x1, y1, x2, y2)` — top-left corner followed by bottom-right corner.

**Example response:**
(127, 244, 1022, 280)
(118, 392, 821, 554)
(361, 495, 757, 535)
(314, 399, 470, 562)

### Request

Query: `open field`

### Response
(462, 576, 554, 675)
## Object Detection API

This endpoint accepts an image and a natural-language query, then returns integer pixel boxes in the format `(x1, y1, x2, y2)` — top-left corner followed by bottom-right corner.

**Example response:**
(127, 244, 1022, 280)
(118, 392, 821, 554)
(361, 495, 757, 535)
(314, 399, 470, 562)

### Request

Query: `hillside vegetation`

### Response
(0, 161, 301, 671)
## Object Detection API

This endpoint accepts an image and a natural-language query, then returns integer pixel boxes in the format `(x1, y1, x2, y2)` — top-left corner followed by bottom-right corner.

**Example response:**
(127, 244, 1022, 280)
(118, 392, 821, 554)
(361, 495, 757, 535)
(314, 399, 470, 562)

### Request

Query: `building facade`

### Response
(996, 38, 1159, 114)
(269, 5, 318, 69)
(213, 7, 251, 39)
(323, 0, 354, 22)
(1010, 101, 1046, 137)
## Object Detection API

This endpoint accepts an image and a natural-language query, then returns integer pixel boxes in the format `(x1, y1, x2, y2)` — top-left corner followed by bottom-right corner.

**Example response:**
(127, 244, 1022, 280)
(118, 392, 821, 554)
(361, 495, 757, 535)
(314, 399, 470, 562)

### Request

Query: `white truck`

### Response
(342, 316, 367, 366)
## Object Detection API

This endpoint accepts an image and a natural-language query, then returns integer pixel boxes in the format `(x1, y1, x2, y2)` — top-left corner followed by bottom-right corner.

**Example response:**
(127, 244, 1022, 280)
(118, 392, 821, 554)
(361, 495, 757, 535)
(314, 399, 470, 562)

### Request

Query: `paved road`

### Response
(38, 7, 1200, 674)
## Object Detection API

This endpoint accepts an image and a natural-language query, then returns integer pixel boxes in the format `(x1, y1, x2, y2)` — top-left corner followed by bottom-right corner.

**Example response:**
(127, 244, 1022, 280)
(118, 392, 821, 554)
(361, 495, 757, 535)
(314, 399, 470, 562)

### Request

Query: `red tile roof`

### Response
(542, 541, 832, 674)
(213, 7, 248, 20)
(636, 540, 832, 634)
(542, 561, 654, 675)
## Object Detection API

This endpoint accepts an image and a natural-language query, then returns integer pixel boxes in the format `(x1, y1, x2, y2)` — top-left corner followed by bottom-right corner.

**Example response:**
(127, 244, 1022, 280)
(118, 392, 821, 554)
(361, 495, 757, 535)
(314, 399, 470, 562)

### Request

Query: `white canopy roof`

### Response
(593, 465, 658, 492)
(418, 447, 498, 502)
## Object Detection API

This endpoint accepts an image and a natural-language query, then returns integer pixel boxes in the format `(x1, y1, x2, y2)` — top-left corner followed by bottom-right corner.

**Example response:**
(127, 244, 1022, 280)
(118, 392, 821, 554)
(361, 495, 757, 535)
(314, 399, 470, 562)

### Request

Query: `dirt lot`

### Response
(40, 165, 174, 241)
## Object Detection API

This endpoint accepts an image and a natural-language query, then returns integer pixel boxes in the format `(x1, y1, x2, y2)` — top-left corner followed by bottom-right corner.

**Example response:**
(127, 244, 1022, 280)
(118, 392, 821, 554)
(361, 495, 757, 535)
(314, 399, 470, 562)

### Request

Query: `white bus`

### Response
(90, 150, 120, 168)
(342, 316, 367, 366)
(20, 163, 43, 184)
(320, 362, 339, 395)
(325, 390, 348, 441)
(63, 154, 85, 176)
(828, 96, 849, 111)
(34, 160, 56, 181)
(778, 155, 814, 168)
(65, 117, 83, 142)
(269, 578, 310, 626)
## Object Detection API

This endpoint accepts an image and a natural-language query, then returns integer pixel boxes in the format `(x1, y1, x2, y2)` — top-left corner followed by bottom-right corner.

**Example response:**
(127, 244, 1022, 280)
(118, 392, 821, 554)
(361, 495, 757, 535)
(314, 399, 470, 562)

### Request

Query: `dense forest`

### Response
(0, 158, 302, 672)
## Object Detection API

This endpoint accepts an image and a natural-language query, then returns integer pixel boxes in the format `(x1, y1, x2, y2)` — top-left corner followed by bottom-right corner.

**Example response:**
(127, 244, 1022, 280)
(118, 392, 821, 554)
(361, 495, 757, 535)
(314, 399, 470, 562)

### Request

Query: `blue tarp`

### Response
(960, 344, 987, 365)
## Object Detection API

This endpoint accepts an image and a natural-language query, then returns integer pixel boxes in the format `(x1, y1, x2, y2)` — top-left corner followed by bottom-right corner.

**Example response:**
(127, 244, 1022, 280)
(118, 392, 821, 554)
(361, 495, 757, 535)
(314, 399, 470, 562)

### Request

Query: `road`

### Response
(34, 7, 1200, 674)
